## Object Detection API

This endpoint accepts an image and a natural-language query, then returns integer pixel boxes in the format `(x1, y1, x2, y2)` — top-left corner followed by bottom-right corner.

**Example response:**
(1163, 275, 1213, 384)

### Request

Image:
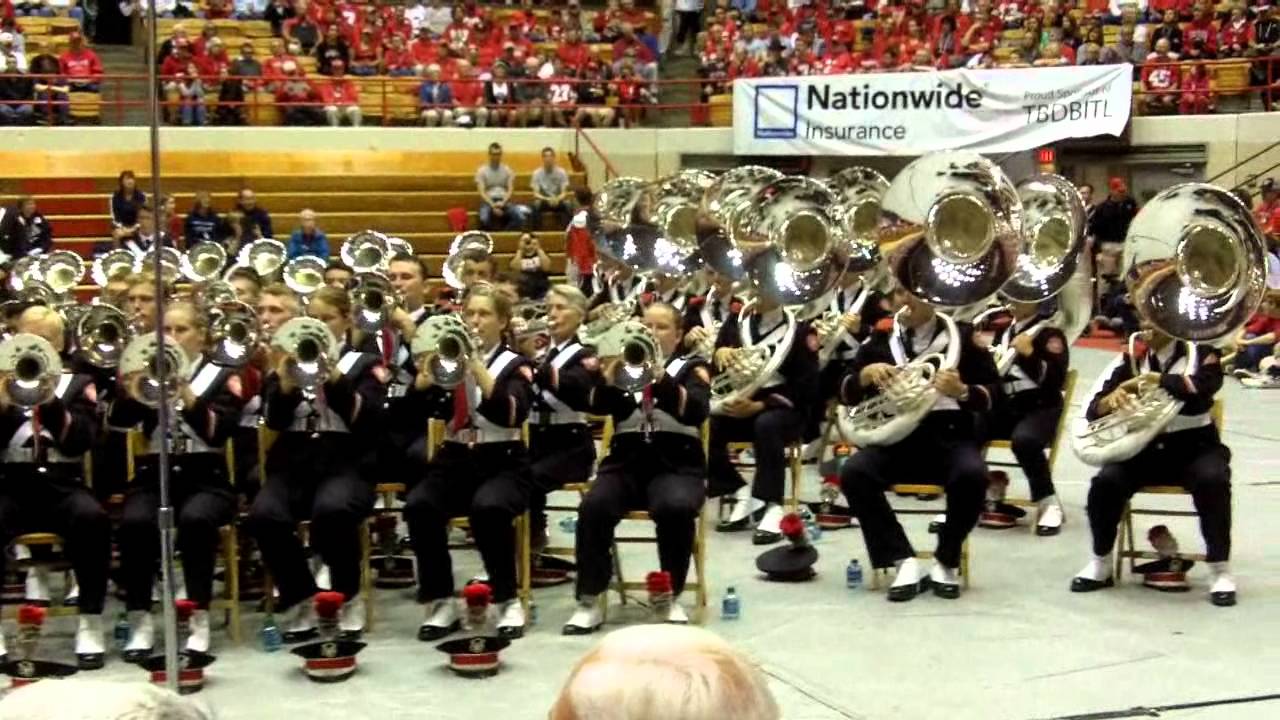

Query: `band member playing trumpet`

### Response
(527, 285, 601, 558)
(982, 300, 1070, 534)
(404, 288, 535, 641)
(0, 307, 112, 669)
(564, 303, 711, 633)
(708, 296, 819, 544)
(232, 283, 300, 500)
(839, 288, 1000, 601)
(114, 302, 245, 660)
(247, 286, 385, 641)
(1071, 324, 1234, 605)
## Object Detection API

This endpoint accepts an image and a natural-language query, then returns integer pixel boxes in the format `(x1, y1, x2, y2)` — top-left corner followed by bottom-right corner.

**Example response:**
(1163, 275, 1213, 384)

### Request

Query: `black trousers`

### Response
(808, 358, 853, 441)
(0, 471, 111, 615)
(231, 425, 261, 502)
(576, 436, 705, 597)
(1086, 432, 1232, 562)
(986, 401, 1062, 502)
(119, 460, 236, 611)
(673, 10, 702, 51)
(405, 441, 528, 603)
(246, 434, 375, 609)
(90, 429, 130, 503)
(839, 415, 987, 569)
(527, 424, 596, 535)
(708, 407, 803, 503)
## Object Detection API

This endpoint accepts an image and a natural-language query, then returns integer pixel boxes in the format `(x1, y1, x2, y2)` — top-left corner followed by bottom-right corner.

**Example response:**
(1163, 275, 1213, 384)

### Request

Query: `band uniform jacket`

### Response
(403, 343, 535, 440)
(589, 353, 711, 468)
(840, 316, 1001, 440)
(0, 373, 98, 481)
(714, 308, 820, 414)
(107, 358, 245, 467)
(261, 349, 386, 440)
(996, 313, 1069, 414)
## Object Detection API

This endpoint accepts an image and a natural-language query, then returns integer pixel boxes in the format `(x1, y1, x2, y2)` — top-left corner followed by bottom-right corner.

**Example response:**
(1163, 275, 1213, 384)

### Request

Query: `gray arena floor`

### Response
(19, 347, 1280, 720)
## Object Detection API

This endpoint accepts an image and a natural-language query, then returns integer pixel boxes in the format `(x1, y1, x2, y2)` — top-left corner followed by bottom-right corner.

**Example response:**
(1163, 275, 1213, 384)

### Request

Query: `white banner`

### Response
(733, 65, 1132, 156)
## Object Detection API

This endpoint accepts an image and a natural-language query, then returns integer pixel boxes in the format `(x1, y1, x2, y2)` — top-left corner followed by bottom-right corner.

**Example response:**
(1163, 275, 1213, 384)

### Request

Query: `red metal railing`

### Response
(0, 58, 1275, 127)
(573, 126, 621, 181)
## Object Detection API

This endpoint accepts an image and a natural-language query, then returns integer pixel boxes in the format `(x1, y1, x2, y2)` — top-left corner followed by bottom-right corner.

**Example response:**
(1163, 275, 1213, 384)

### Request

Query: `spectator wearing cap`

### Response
(475, 142, 531, 231)
(319, 59, 360, 126)
(418, 63, 454, 126)
(1089, 177, 1138, 282)
(57, 30, 101, 91)
(287, 209, 329, 260)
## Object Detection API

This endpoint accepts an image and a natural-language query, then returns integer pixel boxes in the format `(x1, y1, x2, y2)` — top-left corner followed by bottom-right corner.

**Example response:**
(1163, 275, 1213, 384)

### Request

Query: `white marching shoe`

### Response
(660, 598, 689, 624)
(752, 503, 785, 545)
(887, 558, 926, 602)
(75, 614, 106, 670)
(312, 561, 332, 591)
(718, 484, 764, 531)
(123, 611, 155, 663)
(186, 609, 211, 654)
(495, 599, 525, 640)
(1209, 563, 1237, 607)
(418, 598, 461, 641)
(562, 595, 602, 636)
(64, 580, 80, 606)
(928, 562, 961, 599)
(281, 599, 318, 643)
(0, 625, 7, 662)
(1070, 555, 1115, 593)
(338, 594, 366, 639)
(1036, 498, 1065, 537)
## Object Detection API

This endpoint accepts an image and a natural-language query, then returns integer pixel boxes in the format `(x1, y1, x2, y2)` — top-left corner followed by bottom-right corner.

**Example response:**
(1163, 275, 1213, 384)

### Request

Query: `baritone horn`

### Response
(410, 313, 477, 389)
(238, 239, 287, 279)
(341, 230, 390, 274)
(181, 241, 228, 283)
(0, 333, 63, 408)
(283, 255, 328, 297)
(75, 304, 130, 369)
(92, 249, 137, 287)
(119, 334, 191, 408)
(37, 251, 86, 295)
(272, 317, 339, 392)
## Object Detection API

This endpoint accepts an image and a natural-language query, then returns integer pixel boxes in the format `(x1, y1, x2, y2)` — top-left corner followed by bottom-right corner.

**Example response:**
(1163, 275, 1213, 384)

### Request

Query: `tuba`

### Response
(208, 301, 261, 368)
(237, 239, 287, 279)
(0, 333, 63, 408)
(410, 313, 478, 389)
(92, 249, 137, 287)
(283, 255, 328, 297)
(119, 334, 191, 408)
(75, 304, 131, 369)
(341, 230, 390, 274)
(272, 317, 339, 392)
(181, 241, 228, 283)
(37, 251, 86, 296)
(442, 231, 494, 291)
(1071, 183, 1267, 465)
(350, 272, 397, 334)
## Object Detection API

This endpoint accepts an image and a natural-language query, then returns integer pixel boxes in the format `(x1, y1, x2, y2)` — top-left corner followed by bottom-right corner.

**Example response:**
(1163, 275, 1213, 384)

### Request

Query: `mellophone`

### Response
(0, 156, 1266, 684)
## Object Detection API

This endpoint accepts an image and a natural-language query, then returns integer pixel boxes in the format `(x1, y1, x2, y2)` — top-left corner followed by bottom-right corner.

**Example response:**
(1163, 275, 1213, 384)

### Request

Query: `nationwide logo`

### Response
(753, 84, 799, 139)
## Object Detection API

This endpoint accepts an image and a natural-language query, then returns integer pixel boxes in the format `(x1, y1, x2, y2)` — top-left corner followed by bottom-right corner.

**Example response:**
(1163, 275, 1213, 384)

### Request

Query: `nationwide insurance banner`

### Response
(732, 65, 1132, 156)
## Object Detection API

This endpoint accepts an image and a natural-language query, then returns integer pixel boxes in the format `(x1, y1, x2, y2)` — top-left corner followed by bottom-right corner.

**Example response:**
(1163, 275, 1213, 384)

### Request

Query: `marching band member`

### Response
(115, 302, 245, 660)
(839, 287, 1000, 601)
(981, 300, 1069, 535)
(232, 283, 300, 499)
(247, 286, 385, 641)
(527, 285, 601, 557)
(371, 254, 437, 478)
(809, 266, 889, 443)
(564, 302, 711, 633)
(682, 268, 742, 342)
(0, 307, 111, 669)
(404, 288, 535, 641)
(226, 266, 263, 305)
(587, 255, 646, 312)
(708, 296, 819, 545)
(1070, 324, 1235, 606)
(643, 274, 690, 314)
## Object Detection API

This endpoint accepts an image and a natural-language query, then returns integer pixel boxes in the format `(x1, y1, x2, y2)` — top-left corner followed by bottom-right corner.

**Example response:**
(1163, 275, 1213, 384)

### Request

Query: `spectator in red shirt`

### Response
(442, 5, 471, 56)
(319, 60, 360, 126)
(1219, 5, 1252, 58)
(58, 31, 102, 91)
(612, 23, 656, 80)
(349, 27, 381, 76)
(408, 27, 437, 72)
(557, 27, 590, 72)
(449, 59, 485, 127)
(1141, 39, 1182, 114)
(383, 35, 415, 76)
(1178, 61, 1214, 114)
(276, 60, 323, 125)
(1230, 291, 1280, 374)
(962, 10, 1002, 56)
(1146, 0, 1193, 23)
(819, 40, 857, 75)
(262, 38, 296, 89)
(1184, 2, 1218, 57)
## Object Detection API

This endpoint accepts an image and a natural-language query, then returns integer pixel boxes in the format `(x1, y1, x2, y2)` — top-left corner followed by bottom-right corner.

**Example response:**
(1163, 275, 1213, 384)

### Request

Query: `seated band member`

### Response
(809, 265, 889, 443)
(247, 286, 385, 642)
(527, 285, 602, 555)
(682, 268, 742, 345)
(565, 303, 711, 633)
(587, 254, 646, 312)
(370, 254, 437, 478)
(231, 283, 300, 501)
(0, 307, 111, 669)
(1071, 324, 1235, 606)
(982, 300, 1069, 535)
(708, 296, 818, 544)
(404, 289, 535, 641)
(838, 287, 1000, 601)
(115, 302, 244, 660)
(641, 273, 689, 314)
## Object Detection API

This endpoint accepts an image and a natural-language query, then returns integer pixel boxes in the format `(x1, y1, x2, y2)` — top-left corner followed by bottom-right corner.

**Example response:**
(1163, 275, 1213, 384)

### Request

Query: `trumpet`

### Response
(237, 239, 287, 279)
(272, 317, 338, 392)
(208, 301, 261, 369)
(92, 249, 137, 287)
(74, 303, 131, 369)
(410, 313, 478, 388)
(283, 255, 328, 297)
(37, 251, 86, 295)
(350, 272, 397, 334)
(611, 321, 663, 393)
(341, 230, 391, 274)
(0, 333, 63, 408)
(181, 241, 228, 283)
(119, 334, 191, 408)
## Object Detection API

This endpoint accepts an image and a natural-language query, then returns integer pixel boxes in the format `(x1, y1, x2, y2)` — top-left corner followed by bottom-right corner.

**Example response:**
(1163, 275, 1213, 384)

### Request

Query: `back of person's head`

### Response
(549, 625, 780, 720)
(0, 679, 212, 720)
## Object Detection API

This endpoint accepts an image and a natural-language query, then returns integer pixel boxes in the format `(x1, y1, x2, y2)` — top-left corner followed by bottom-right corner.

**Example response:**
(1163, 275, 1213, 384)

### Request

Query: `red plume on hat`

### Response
(729, 300, 744, 315)
(463, 582, 493, 609)
(688, 295, 706, 308)
(175, 599, 198, 622)
(314, 591, 346, 620)
(779, 512, 807, 545)
(645, 571, 672, 596)
(17, 605, 46, 628)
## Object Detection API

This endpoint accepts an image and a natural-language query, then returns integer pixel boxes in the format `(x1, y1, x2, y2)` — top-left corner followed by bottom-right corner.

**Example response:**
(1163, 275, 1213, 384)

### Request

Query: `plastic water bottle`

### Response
(260, 614, 283, 653)
(720, 587, 741, 621)
(558, 515, 578, 535)
(112, 611, 130, 651)
(800, 509, 823, 542)
(846, 560, 863, 589)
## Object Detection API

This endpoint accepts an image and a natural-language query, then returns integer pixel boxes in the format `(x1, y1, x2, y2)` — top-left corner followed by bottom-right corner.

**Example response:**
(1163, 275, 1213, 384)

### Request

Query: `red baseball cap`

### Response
(1108, 177, 1126, 193)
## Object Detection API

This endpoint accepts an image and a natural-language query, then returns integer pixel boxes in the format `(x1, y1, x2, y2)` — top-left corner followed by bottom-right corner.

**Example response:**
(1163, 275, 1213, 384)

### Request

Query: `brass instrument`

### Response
(386, 236, 414, 259)
(91, 249, 137, 287)
(827, 166, 890, 245)
(74, 304, 130, 369)
(442, 231, 494, 291)
(197, 281, 239, 311)
(180, 241, 228, 283)
(7, 257, 40, 292)
(119, 334, 192, 408)
(340, 230, 390, 274)
(272, 317, 339, 392)
(283, 255, 328, 297)
(237, 239, 287, 279)
(36, 251, 86, 295)
(0, 333, 63, 408)
(612, 321, 663, 393)
(708, 301, 797, 415)
(410, 313, 478, 389)
(133, 246, 183, 282)
(1071, 183, 1267, 465)
(208, 301, 261, 368)
(350, 272, 397, 334)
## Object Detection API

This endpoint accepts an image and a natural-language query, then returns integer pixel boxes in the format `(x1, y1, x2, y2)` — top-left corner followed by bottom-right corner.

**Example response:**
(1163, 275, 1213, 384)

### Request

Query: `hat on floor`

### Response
(142, 651, 215, 694)
(756, 512, 818, 582)
(2, 605, 77, 689)
(531, 554, 575, 588)
(292, 592, 366, 683)
(436, 636, 511, 679)
(1135, 525, 1194, 592)
(810, 478, 856, 530)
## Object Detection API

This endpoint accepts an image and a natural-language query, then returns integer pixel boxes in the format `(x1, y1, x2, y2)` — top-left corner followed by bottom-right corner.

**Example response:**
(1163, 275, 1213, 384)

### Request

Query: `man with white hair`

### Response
(0, 679, 211, 719)
(550, 624, 781, 720)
